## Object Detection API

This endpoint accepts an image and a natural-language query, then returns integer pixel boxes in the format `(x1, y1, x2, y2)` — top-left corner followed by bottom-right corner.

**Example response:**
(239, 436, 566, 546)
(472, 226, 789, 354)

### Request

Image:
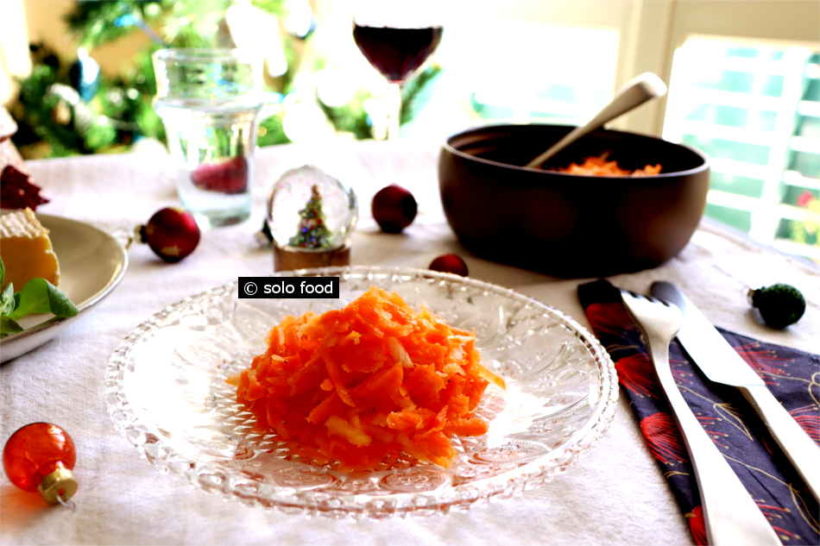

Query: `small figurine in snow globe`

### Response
(266, 165, 357, 271)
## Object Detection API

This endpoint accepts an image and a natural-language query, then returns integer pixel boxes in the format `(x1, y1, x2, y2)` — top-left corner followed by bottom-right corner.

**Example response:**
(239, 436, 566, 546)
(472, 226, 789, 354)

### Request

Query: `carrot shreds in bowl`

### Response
(552, 153, 662, 177)
(229, 286, 505, 470)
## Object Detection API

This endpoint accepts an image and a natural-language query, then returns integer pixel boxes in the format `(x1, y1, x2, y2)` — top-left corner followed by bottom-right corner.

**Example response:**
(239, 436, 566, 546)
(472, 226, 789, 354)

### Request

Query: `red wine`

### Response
(353, 25, 443, 83)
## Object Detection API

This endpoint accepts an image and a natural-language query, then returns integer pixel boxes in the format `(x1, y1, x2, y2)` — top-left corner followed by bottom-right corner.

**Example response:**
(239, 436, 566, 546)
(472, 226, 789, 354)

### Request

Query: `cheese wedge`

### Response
(0, 208, 60, 289)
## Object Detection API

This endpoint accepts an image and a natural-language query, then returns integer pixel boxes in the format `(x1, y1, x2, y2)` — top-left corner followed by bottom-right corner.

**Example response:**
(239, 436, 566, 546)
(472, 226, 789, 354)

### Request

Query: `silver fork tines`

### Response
(619, 290, 780, 546)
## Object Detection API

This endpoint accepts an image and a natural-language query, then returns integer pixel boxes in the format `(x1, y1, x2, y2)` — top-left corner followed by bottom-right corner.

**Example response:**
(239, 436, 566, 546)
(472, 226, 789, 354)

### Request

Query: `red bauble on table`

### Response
(429, 253, 469, 276)
(371, 184, 417, 233)
(3, 422, 78, 504)
(190, 157, 248, 194)
(139, 207, 201, 263)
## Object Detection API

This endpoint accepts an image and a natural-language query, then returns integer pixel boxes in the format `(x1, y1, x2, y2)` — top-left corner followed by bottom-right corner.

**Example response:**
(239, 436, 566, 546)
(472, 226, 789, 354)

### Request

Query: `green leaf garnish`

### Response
(8, 278, 79, 320)
(0, 283, 15, 315)
(0, 316, 23, 336)
(0, 256, 78, 337)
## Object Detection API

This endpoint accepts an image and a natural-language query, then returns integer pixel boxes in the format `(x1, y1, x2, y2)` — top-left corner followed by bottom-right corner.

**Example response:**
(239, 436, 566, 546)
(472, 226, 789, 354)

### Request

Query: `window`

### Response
(664, 39, 820, 259)
(460, 23, 618, 127)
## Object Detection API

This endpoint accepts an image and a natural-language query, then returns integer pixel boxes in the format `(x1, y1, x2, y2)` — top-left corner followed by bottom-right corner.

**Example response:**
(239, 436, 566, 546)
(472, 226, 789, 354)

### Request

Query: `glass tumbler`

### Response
(153, 49, 265, 226)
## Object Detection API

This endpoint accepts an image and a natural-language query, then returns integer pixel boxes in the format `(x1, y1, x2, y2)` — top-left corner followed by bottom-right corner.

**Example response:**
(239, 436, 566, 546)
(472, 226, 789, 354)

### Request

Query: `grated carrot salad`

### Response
(553, 153, 662, 177)
(229, 286, 505, 470)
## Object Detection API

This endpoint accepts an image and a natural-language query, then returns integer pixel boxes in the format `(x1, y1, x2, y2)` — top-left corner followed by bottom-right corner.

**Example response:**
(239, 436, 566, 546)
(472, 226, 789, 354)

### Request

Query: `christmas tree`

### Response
(288, 184, 332, 249)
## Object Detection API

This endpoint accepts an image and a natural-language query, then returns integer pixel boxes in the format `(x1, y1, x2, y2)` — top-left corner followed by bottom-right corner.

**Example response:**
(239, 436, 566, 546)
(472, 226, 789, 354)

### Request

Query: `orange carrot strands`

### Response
(553, 153, 662, 177)
(230, 286, 505, 470)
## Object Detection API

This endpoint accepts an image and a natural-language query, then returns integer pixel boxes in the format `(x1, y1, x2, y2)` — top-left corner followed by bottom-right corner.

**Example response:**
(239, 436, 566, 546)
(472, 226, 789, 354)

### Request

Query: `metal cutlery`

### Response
(620, 290, 781, 546)
(651, 281, 820, 502)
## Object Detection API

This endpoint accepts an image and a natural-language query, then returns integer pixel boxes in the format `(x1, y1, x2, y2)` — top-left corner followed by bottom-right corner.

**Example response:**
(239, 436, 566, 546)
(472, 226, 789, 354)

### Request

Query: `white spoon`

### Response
(526, 72, 668, 169)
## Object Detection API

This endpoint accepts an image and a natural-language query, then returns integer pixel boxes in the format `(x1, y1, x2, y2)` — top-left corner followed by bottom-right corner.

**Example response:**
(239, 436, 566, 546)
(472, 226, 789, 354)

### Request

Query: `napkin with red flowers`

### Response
(578, 280, 819, 545)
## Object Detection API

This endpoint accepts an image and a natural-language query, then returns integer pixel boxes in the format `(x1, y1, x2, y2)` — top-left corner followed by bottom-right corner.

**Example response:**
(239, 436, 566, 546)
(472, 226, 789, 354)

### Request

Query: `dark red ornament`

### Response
(371, 184, 417, 233)
(3, 422, 78, 504)
(190, 156, 248, 194)
(0, 165, 50, 210)
(139, 207, 201, 263)
(429, 253, 469, 276)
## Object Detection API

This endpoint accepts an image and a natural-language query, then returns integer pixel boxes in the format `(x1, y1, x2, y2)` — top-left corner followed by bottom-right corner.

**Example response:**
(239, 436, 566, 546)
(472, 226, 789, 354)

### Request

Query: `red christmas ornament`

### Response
(3, 422, 78, 504)
(0, 165, 50, 210)
(139, 207, 201, 263)
(190, 157, 248, 194)
(429, 253, 469, 276)
(371, 184, 417, 233)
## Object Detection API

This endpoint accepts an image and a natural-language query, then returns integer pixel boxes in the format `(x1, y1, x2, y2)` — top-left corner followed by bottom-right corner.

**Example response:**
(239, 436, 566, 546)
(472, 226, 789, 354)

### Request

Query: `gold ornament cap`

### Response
(38, 462, 78, 504)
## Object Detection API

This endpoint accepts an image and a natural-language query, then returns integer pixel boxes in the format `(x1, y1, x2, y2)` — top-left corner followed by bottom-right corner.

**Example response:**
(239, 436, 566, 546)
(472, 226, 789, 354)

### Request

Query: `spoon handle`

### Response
(526, 72, 667, 169)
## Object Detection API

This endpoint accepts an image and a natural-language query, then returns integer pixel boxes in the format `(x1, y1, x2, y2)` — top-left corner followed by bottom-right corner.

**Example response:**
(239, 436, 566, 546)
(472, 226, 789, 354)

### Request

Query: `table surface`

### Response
(1, 141, 818, 546)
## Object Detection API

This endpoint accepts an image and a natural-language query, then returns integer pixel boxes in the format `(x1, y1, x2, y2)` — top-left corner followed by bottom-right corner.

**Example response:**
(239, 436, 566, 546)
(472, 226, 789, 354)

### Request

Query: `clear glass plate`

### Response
(106, 266, 617, 517)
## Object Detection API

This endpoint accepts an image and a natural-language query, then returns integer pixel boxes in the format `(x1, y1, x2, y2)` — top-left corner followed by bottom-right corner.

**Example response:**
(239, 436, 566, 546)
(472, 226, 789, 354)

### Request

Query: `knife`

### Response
(651, 281, 820, 502)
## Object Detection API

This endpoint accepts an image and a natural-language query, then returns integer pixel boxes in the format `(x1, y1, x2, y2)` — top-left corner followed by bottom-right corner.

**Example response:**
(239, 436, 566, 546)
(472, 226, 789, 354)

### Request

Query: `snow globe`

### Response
(265, 165, 357, 271)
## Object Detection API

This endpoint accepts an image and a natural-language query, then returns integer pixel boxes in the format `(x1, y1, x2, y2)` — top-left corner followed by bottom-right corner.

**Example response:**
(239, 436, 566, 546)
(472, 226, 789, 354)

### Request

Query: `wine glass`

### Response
(352, 1, 443, 140)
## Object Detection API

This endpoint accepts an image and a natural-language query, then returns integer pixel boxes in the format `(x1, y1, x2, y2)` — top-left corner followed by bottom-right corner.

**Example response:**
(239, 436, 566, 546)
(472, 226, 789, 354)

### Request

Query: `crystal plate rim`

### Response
(105, 265, 618, 517)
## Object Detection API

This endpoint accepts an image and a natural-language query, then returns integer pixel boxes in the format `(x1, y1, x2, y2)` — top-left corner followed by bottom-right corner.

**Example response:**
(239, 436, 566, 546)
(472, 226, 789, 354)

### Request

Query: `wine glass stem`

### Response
(386, 81, 404, 141)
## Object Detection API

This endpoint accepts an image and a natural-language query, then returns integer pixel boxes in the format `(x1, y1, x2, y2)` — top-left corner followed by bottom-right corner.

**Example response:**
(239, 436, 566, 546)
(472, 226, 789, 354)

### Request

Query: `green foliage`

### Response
(82, 119, 117, 150)
(12, 45, 163, 156)
(401, 65, 441, 125)
(66, 0, 165, 47)
(250, 0, 285, 14)
(162, 0, 234, 47)
(318, 91, 372, 140)
(13, 0, 441, 157)
(13, 61, 86, 156)
(65, 0, 237, 49)
(318, 66, 443, 140)
(257, 114, 289, 147)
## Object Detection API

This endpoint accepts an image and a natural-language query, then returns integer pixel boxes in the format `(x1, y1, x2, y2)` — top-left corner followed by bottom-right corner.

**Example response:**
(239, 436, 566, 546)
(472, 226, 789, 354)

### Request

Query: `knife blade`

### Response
(651, 281, 820, 501)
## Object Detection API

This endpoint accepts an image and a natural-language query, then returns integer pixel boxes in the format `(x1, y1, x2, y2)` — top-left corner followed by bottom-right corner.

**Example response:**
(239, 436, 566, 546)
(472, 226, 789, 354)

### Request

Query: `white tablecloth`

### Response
(1, 142, 818, 545)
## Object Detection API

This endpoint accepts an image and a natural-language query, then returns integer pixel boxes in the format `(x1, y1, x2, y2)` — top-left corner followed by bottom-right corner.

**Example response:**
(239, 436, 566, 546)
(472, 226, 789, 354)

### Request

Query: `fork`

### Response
(620, 290, 780, 546)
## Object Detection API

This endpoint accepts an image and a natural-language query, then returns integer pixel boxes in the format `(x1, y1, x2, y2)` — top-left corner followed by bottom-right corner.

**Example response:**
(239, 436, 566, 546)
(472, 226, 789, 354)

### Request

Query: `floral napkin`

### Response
(578, 280, 819, 545)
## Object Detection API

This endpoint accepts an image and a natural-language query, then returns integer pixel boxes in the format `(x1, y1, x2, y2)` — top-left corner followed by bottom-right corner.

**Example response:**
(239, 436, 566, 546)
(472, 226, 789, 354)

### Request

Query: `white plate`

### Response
(1, 213, 128, 362)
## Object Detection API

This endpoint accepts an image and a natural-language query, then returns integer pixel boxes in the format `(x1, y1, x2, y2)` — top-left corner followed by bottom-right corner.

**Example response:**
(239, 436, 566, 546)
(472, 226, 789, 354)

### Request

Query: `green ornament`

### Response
(749, 283, 806, 329)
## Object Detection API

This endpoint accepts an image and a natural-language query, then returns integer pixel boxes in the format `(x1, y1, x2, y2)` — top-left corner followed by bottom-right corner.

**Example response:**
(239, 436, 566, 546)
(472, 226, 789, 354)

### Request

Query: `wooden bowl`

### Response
(438, 124, 709, 277)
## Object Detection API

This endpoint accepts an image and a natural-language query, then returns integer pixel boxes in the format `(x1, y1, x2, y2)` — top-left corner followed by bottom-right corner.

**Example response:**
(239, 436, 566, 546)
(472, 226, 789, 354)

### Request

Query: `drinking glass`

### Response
(351, 1, 443, 140)
(153, 49, 265, 227)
